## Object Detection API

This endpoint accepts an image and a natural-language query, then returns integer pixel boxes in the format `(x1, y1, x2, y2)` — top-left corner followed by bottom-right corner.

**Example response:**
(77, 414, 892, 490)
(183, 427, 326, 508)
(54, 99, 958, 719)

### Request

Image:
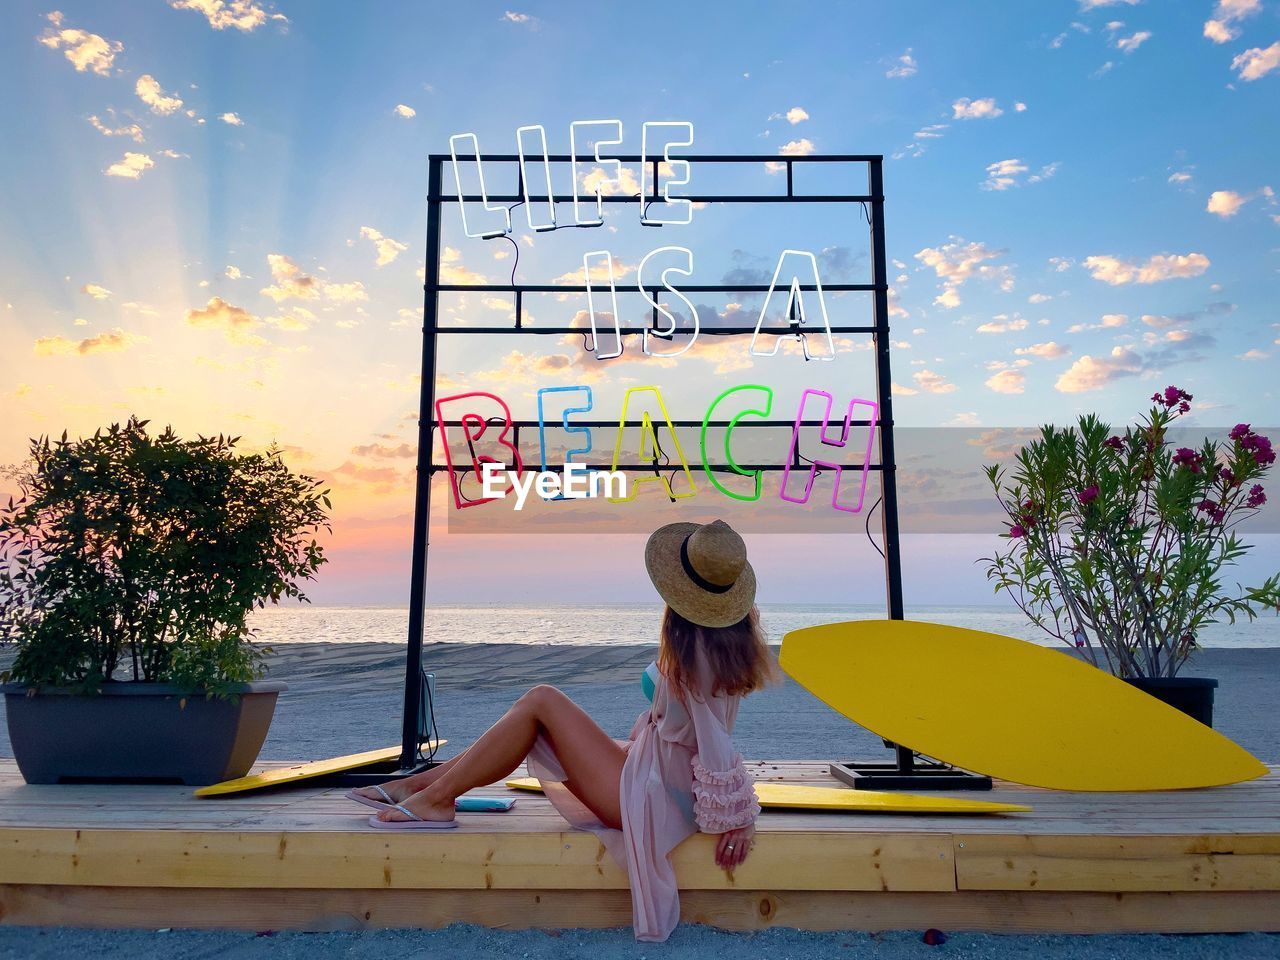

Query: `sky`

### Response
(1, 0, 1278, 609)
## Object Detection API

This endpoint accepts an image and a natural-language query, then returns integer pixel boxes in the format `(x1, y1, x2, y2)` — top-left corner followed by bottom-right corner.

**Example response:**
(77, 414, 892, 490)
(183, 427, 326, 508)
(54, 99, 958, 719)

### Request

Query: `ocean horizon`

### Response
(246, 602, 1280, 649)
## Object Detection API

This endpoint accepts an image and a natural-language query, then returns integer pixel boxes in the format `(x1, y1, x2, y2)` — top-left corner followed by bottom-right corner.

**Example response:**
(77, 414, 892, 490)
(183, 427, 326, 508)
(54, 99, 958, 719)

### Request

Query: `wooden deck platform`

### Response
(1, 758, 1277, 934)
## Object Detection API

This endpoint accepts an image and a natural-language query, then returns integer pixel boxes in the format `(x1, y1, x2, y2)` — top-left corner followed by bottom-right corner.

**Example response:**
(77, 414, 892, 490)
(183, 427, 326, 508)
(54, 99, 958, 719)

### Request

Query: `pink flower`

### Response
(1008, 524, 1025, 538)
(1218, 466, 1238, 488)
(1241, 434, 1275, 466)
(1172, 447, 1203, 473)
(1247, 484, 1267, 509)
(1153, 385, 1192, 409)
(1230, 423, 1252, 441)
(1076, 485, 1099, 505)
(1197, 499, 1226, 523)
(1104, 436, 1124, 450)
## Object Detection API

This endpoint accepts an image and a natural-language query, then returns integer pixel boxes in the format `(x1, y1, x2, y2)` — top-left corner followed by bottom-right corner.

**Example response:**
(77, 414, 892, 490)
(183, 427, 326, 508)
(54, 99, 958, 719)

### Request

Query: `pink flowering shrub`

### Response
(981, 387, 1279, 678)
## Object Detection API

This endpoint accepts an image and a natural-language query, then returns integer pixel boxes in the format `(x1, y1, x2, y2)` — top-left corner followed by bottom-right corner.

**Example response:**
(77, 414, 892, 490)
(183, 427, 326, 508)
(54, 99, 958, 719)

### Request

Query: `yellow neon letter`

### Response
(609, 386, 697, 502)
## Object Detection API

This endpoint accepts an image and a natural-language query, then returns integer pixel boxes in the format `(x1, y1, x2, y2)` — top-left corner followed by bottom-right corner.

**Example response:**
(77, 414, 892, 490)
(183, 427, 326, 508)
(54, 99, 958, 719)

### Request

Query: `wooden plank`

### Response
(3, 885, 1278, 934)
(956, 834, 1280, 892)
(0, 828, 955, 892)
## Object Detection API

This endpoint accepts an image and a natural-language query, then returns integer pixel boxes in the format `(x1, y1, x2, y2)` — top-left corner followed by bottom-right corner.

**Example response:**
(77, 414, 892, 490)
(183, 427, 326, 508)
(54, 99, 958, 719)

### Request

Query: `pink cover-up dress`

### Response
(525, 646, 761, 942)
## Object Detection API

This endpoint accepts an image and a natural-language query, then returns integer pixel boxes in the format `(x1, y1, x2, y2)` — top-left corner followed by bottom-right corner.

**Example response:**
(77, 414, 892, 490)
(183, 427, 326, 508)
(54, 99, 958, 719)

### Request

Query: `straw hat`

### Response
(645, 519, 756, 628)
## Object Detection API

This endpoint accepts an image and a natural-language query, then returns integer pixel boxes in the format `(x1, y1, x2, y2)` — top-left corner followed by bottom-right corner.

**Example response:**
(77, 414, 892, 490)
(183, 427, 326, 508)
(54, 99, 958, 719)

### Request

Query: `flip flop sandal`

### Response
(368, 803, 458, 830)
(345, 785, 396, 810)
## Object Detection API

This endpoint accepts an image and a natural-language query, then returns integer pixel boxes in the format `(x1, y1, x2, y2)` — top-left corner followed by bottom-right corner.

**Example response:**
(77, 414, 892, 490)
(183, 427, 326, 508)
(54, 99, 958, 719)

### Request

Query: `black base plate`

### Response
(829, 743, 993, 791)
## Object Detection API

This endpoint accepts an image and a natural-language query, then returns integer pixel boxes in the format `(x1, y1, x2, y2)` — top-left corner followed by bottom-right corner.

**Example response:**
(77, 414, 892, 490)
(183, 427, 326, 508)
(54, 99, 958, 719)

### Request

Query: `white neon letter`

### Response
(640, 121, 694, 225)
(516, 124, 556, 232)
(749, 249, 836, 361)
(637, 246, 698, 357)
(583, 250, 623, 360)
(571, 119, 623, 226)
(449, 133, 511, 240)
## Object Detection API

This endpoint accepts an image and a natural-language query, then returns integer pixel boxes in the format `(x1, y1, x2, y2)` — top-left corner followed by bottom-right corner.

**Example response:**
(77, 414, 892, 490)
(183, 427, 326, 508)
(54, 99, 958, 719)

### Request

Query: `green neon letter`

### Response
(700, 384, 773, 501)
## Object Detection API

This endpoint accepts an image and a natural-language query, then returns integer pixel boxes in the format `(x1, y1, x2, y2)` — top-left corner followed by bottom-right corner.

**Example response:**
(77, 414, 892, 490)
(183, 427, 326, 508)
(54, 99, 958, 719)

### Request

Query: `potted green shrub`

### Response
(981, 386, 1279, 726)
(0, 417, 330, 784)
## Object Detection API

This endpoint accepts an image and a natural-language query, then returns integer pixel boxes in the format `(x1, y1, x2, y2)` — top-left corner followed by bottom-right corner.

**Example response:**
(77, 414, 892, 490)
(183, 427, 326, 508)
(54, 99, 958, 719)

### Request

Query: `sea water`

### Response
(247, 603, 1279, 648)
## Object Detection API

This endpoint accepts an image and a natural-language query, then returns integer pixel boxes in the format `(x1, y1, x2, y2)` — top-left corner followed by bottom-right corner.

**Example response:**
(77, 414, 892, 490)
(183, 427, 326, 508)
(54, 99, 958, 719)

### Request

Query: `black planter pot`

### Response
(1125, 676, 1218, 728)
(1, 681, 285, 785)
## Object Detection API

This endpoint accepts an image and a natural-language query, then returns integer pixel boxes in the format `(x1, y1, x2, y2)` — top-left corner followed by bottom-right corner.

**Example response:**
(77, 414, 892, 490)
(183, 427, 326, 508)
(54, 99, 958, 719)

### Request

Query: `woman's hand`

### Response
(714, 823, 755, 870)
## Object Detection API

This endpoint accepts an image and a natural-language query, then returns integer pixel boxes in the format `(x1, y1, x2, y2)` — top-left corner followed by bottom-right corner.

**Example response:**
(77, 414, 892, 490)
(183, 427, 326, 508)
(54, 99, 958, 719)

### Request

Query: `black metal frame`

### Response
(391, 152, 913, 781)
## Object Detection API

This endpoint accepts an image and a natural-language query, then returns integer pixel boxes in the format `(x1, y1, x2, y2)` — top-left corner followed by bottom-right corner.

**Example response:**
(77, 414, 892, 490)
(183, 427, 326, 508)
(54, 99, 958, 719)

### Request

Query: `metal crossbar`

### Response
(399, 153, 905, 768)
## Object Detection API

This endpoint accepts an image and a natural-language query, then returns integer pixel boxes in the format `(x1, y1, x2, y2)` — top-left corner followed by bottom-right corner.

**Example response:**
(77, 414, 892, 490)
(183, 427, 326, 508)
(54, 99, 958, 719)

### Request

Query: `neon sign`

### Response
(448, 120, 837, 362)
(435, 385, 878, 514)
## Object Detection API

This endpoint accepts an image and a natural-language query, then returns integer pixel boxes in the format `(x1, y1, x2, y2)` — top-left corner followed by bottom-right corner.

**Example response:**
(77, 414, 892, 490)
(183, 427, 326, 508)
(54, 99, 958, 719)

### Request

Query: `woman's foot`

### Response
(374, 785, 456, 824)
(351, 758, 455, 805)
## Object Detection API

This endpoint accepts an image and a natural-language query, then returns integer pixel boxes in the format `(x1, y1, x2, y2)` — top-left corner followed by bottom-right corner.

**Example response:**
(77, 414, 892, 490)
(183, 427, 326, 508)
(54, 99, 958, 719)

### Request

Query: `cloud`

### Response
(886, 49, 918, 78)
(1014, 341, 1070, 359)
(225, 265, 241, 279)
(553, 256, 637, 286)
(1140, 300, 1236, 329)
(892, 381, 919, 396)
(219, 111, 243, 125)
(88, 114, 144, 142)
(359, 226, 409, 267)
(1079, 0, 1139, 9)
(1114, 30, 1151, 53)
(1014, 101, 1028, 112)
(394, 104, 416, 119)
(1239, 348, 1270, 360)
(977, 315, 1029, 334)
(892, 123, 949, 160)
(913, 369, 957, 394)
(167, 0, 282, 31)
(38, 12, 122, 75)
(769, 107, 810, 124)
(352, 442, 415, 459)
(1055, 346, 1143, 392)
(260, 254, 367, 303)
(438, 247, 491, 286)
(185, 296, 266, 345)
(502, 11, 534, 24)
(985, 369, 1026, 394)
(264, 306, 316, 332)
(980, 159, 1060, 192)
(981, 158, 1027, 191)
(136, 75, 184, 116)
(952, 97, 1003, 120)
(1232, 42, 1280, 81)
(1207, 189, 1250, 217)
(1067, 313, 1128, 333)
(779, 138, 816, 155)
(1083, 252, 1210, 284)
(1028, 293, 1052, 304)
(105, 151, 155, 179)
(1205, 0, 1261, 44)
(81, 283, 111, 300)
(915, 237, 1012, 308)
(34, 327, 145, 357)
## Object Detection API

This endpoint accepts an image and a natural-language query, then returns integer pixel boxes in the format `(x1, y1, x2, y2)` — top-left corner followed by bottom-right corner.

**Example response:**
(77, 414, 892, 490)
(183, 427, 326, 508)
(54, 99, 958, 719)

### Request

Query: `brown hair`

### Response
(658, 604, 780, 701)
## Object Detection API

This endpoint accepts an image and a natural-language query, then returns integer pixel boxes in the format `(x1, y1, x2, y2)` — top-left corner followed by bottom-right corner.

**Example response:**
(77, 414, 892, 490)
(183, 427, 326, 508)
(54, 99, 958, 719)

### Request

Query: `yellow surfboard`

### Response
(781, 620, 1267, 792)
(194, 740, 446, 797)
(503, 777, 1030, 815)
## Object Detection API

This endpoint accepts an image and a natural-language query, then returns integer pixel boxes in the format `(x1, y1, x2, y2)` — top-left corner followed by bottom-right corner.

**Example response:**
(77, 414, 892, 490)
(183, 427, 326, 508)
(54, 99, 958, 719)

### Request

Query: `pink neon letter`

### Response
(779, 389, 878, 513)
(435, 392, 524, 510)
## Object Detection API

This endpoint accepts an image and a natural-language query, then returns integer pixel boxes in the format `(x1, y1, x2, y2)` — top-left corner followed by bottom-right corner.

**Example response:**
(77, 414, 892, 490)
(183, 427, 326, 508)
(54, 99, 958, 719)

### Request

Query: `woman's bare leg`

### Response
(352, 748, 471, 804)
(376, 684, 626, 828)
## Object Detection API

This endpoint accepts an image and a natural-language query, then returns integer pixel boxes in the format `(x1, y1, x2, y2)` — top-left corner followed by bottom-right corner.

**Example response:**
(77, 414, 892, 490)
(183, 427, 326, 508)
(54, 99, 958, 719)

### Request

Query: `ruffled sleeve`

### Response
(685, 671, 759, 834)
